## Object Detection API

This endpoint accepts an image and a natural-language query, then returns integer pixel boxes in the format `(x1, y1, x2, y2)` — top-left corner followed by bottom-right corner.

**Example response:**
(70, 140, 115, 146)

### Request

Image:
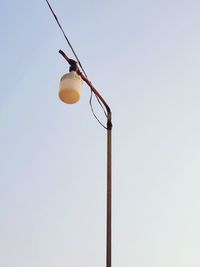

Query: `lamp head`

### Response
(59, 71, 83, 104)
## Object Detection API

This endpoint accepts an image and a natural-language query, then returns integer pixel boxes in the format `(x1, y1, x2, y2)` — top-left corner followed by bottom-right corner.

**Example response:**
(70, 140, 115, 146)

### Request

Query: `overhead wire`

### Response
(45, 0, 88, 78)
(45, 0, 108, 129)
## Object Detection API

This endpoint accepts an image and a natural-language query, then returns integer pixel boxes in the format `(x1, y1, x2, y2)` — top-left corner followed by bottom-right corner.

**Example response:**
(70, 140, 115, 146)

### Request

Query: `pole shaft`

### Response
(107, 112, 112, 267)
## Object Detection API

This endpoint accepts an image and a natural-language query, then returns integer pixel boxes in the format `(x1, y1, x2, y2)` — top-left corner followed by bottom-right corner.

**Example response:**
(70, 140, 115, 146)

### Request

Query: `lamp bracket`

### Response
(68, 59, 79, 72)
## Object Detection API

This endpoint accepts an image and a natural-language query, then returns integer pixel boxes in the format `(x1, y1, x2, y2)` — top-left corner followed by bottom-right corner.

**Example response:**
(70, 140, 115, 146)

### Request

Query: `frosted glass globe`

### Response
(59, 71, 83, 104)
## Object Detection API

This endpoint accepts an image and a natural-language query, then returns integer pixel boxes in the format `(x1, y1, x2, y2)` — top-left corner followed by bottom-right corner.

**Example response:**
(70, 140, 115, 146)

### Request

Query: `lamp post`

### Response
(58, 49, 112, 267)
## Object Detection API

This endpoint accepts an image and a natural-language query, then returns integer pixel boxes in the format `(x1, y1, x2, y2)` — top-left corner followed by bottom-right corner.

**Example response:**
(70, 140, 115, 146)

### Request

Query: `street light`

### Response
(58, 49, 112, 267)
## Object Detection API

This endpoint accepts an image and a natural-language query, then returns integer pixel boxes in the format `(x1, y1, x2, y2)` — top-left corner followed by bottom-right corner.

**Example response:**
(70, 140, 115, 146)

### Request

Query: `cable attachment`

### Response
(107, 112, 112, 130)
(107, 119, 112, 130)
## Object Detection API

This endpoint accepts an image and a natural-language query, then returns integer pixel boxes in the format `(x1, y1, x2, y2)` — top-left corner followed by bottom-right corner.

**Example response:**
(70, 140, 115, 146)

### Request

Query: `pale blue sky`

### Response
(1, 0, 200, 267)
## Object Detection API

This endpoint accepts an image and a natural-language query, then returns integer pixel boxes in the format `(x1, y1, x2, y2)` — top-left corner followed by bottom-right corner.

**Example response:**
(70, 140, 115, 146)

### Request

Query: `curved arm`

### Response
(59, 50, 112, 116)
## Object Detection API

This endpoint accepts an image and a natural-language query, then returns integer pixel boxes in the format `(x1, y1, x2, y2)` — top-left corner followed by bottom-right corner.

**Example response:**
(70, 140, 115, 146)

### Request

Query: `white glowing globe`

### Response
(59, 71, 83, 104)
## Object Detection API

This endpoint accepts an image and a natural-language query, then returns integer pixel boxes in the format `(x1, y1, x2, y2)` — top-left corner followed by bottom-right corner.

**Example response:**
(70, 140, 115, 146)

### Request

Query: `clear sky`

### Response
(1, 0, 200, 266)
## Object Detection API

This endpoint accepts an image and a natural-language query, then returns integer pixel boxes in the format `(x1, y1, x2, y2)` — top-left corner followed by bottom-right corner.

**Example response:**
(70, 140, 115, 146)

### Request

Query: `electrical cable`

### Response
(45, 0, 109, 129)
(95, 92, 108, 118)
(89, 90, 108, 130)
(45, 0, 88, 78)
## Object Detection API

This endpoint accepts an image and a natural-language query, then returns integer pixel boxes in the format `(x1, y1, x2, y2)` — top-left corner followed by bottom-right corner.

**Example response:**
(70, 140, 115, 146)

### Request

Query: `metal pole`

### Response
(107, 112, 112, 267)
